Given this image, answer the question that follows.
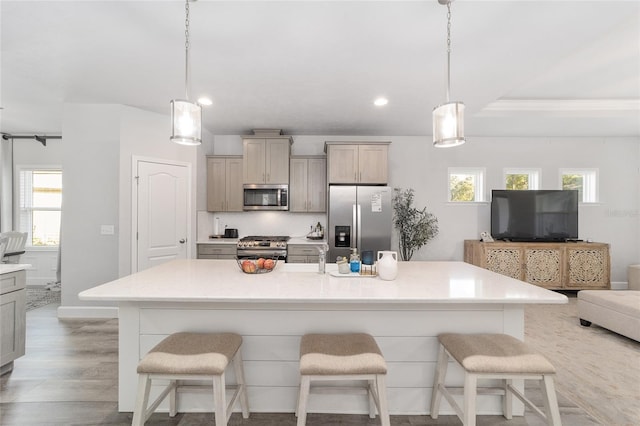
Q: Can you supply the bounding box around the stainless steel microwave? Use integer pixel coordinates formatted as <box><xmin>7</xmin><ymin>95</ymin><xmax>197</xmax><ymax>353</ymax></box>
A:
<box><xmin>243</xmin><ymin>184</ymin><xmax>289</xmax><ymax>211</ymax></box>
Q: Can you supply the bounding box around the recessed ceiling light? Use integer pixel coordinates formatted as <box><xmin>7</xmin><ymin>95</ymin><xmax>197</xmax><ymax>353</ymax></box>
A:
<box><xmin>374</xmin><ymin>97</ymin><xmax>388</xmax><ymax>106</ymax></box>
<box><xmin>198</xmin><ymin>97</ymin><xmax>213</xmax><ymax>106</ymax></box>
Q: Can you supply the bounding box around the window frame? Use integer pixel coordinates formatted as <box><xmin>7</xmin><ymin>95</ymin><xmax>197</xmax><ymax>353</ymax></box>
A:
<box><xmin>15</xmin><ymin>165</ymin><xmax>63</xmax><ymax>248</ymax></box>
<box><xmin>503</xmin><ymin>168</ymin><xmax>541</xmax><ymax>190</ymax></box>
<box><xmin>559</xmin><ymin>168</ymin><xmax>599</xmax><ymax>203</ymax></box>
<box><xmin>447</xmin><ymin>167</ymin><xmax>486</xmax><ymax>203</ymax></box>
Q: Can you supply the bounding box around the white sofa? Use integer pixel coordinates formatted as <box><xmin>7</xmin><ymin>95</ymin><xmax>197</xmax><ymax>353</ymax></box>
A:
<box><xmin>577</xmin><ymin>265</ymin><xmax>640</xmax><ymax>342</ymax></box>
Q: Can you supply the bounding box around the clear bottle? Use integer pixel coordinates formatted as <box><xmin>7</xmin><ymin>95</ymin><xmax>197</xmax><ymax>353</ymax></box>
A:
<box><xmin>318</xmin><ymin>245</ymin><xmax>327</xmax><ymax>274</ymax></box>
<box><xmin>349</xmin><ymin>248</ymin><xmax>360</xmax><ymax>273</ymax></box>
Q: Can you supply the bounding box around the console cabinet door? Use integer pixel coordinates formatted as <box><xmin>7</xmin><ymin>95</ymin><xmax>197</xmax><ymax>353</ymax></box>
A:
<box><xmin>565</xmin><ymin>246</ymin><xmax>610</xmax><ymax>289</ymax></box>
<box><xmin>483</xmin><ymin>246</ymin><xmax>524</xmax><ymax>280</ymax></box>
<box><xmin>524</xmin><ymin>247</ymin><xmax>563</xmax><ymax>289</ymax></box>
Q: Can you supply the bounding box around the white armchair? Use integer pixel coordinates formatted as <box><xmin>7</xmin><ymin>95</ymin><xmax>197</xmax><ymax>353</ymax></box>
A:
<box><xmin>1</xmin><ymin>231</ymin><xmax>28</xmax><ymax>263</ymax></box>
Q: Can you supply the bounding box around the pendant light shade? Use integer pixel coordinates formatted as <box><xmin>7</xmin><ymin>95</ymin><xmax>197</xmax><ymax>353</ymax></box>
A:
<box><xmin>433</xmin><ymin>101</ymin><xmax>465</xmax><ymax>148</ymax></box>
<box><xmin>170</xmin><ymin>99</ymin><xmax>202</xmax><ymax>146</ymax></box>
<box><xmin>433</xmin><ymin>0</ymin><xmax>465</xmax><ymax>148</ymax></box>
<box><xmin>170</xmin><ymin>0</ymin><xmax>202</xmax><ymax>146</ymax></box>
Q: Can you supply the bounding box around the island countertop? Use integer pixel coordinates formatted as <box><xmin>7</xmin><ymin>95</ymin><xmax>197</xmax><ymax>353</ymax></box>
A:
<box><xmin>0</xmin><ymin>264</ymin><xmax>31</xmax><ymax>274</ymax></box>
<box><xmin>79</xmin><ymin>259</ymin><xmax>567</xmax><ymax>305</ymax></box>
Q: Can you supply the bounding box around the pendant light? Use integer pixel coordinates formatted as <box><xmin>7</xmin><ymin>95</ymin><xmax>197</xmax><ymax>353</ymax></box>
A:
<box><xmin>170</xmin><ymin>0</ymin><xmax>202</xmax><ymax>146</ymax></box>
<box><xmin>433</xmin><ymin>0</ymin><xmax>465</xmax><ymax>148</ymax></box>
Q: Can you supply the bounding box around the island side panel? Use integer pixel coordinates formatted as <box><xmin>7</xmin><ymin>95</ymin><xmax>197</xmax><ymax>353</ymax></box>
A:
<box><xmin>117</xmin><ymin>302</ymin><xmax>524</xmax><ymax>415</ymax></box>
<box><xmin>118</xmin><ymin>302</ymin><xmax>141</xmax><ymax>412</ymax></box>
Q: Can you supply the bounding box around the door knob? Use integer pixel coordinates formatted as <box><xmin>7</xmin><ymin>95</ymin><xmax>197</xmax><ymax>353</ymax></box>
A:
<box><xmin>179</xmin><ymin>239</ymin><xmax>186</xmax><ymax>244</ymax></box>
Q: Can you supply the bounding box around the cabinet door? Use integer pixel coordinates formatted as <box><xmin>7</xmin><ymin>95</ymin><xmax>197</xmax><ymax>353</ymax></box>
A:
<box><xmin>358</xmin><ymin>144</ymin><xmax>388</xmax><ymax>184</ymax></box>
<box><xmin>484</xmin><ymin>247</ymin><xmax>523</xmax><ymax>280</ymax></box>
<box><xmin>289</xmin><ymin>159</ymin><xmax>308</xmax><ymax>212</ymax></box>
<box><xmin>225</xmin><ymin>158</ymin><xmax>244</xmax><ymax>212</ymax></box>
<box><xmin>0</xmin><ymin>284</ymin><xmax>26</xmax><ymax>367</ymax></box>
<box><xmin>206</xmin><ymin>158</ymin><xmax>226</xmax><ymax>212</ymax></box>
<box><xmin>243</xmin><ymin>139</ymin><xmax>266</xmax><ymax>183</ymax></box>
<box><xmin>566</xmin><ymin>246</ymin><xmax>610</xmax><ymax>289</ymax></box>
<box><xmin>307</xmin><ymin>158</ymin><xmax>326</xmax><ymax>212</ymax></box>
<box><xmin>265</xmin><ymin>139</ymin><xmax>290</xmax><ymax>184</ymax></box>
<box><xmin>524</xmin><ymin>247</ymin><xmax>563</xmax><ymax>289</ymax></box>
<box><xmin>327</xmin><ymin>145</ymin><xmax>358</xmax><ymax>184</ymax></box>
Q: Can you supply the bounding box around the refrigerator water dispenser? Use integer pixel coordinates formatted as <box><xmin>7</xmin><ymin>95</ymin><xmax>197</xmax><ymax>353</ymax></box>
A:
<box><xmin>334</xmin><ymin>225</ymin><xmax>351</xmax><ymax>248</ymax></box>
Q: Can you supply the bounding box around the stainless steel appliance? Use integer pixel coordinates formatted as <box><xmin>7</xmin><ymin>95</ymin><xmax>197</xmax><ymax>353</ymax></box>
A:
<box><xmin>237</xmin><ymin>236</ymin><xmax>289</xmax><ymax>260</ymax></box>
<box><xmin>243</xmin><ymin>184</ymin><xmax>289</xmax><ymax>211</ymax></box>
<box><xmin>328</xmin><ymin>186</ymin><xmax>393</xmax><ymax>262</ymax></box>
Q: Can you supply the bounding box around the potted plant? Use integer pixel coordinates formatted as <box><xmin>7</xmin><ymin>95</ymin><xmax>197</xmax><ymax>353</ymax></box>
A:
<box><xmin>392</xmin><ymin>188</ymin><xmax>439</xmax><ymax>261</ymax></box>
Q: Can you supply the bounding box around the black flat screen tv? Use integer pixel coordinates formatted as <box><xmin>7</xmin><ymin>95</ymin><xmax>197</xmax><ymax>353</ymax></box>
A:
<box><xmin>491</xmin><ymin>190</ymin><xmax>579</xmax><ymax>242</ymax></box>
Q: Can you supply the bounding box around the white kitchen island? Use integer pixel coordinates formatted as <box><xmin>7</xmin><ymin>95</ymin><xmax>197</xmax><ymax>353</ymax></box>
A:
<box><xmin>79</xmin><ymin>259</ymin><xmax>567</xmax><ymax>416</ymax></box>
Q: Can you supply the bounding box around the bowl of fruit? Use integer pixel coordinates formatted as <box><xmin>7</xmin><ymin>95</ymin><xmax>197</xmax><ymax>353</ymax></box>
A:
<box><xmin>237</xmin><ymin>257</ymin><xmax>278</xmax><ymax>274</ymax></box>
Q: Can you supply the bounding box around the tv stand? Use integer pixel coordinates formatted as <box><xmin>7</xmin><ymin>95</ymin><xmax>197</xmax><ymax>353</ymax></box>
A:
<box><xmin>464</xmin><ymin>240</ymin><xmax>610</xmax><ymax>290</ymax></box>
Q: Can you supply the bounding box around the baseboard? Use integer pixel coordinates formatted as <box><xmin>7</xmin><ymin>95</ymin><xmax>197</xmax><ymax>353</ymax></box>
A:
<box><xmin>57</xmin><ymin>306</ymin><xmax>119</xmax><ymax>319</ymax></box>
<box><xmin>611</xmin><ymin>281</ymin><xmax>627</xmax><ymax>290</ymax></box>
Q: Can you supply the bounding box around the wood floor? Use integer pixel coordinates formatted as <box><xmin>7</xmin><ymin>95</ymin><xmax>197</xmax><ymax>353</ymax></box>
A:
<box><xmin>1</xmin><ymin>302</ymin><xmax>600</xmax><ymax>425</ymax></box>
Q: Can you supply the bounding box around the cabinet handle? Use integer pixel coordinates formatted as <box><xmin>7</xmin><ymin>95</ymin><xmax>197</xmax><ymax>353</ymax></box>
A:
<box><xmin>355</xmin><ymin>172</ymin><xmax>357</xmax><ymax>181</ymax></box>
<box><xmin>267</xmin><ymin>173</ymin><xmax>270</xmax><ymax>181</ymax></box>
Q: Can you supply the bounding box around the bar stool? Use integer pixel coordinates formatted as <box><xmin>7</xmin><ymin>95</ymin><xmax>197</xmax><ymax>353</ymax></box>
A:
<box><xmin>430</xmin><ymin>333</ymin><xmax>562</xmax><ymax>426</ymax></box>
<box><xmin>131</xmin><ymin>332</ymin><xmax>249</xmax><ymax>426</ymax></box>
<box><xmin>296</xmin><ymin>333</ymin><xmax>390</xmax><ymax>426</ymax></box>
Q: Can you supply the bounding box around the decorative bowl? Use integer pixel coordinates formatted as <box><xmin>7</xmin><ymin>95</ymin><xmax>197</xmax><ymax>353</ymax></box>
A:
<box><xmin>236</xmin><ymin>257</ymin><xmax>278</xmax><ymax>274</ymax></box>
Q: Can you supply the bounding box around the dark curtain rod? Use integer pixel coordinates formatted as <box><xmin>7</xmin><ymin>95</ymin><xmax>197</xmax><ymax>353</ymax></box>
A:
<box><xmin>1</xmin><ymin>133</ymin><xmax>62</xmax><ymax>146</ymax></box>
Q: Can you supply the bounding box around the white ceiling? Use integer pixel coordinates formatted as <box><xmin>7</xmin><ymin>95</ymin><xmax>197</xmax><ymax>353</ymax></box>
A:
<box><xmin>1</xmin><ymin>0</ymin><xmax>639</xmax><ymax>139</ymax></box>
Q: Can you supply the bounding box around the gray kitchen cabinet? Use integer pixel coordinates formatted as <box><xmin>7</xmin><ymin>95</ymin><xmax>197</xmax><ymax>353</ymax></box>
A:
<box><xmin>288</xmin><ymin>244</ymin><xmax>323</xmax><ymax>263</ymax></box>
<box><xmin>325</xmin><ymin>142</ymin><xmax>390</xmax><ymax>184</ymax></box>
<box><xmin>242</xmin><ymin>137</ymin><xmax>292</xmax><ymax>184</ymax></box>
<box><xmin>1</xmin><ymin>270</ymin><xmax>26</xmax><ymax>375</ymax></box>
<box><xmin>197</xmin><ymin>243</ymin><xmax>237</xmax><ymax>259</ymax></box>
<box><xmin>290</xmin><ymin>156</ymin><xmax>326</xmax><ymax>213</ymax></box>
<box><xmin>206</xmin><ymin>156</ymin><xmax>243</xmax><ymax>212</ymax></box>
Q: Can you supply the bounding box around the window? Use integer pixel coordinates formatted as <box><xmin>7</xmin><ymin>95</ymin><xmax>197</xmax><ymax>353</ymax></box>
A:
<box><xmin>448</xmin><ymin>168</ymin><xmax>485</xmax><ymax>202</ymax></box>
<box><xmin>560</xmin><ymin>169</ymin><xmax>598</xmax><ymax>203</ymax></box>
<box><xmin>18</xmin><ymin>169</ymin><xmax>62</xmax><ymax>246</ymax></box>
<box><xmin>503</xmin><ymin>168</ymin><xmax>540</xmax><ymax>190</ymax></box>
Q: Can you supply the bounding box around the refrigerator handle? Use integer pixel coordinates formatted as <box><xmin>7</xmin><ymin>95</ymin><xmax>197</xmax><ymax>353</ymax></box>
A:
<box><xmin>352</xmin><ymin>204</ymin><xmax>357</xmax><ymax>249</ymax></box>
<box><xmin>356</xmin><ymin>204</ymin><xmax>362</xmax><ymax>250</ymax></box>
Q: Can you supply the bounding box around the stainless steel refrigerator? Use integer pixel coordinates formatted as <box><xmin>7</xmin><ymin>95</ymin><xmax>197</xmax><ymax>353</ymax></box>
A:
<box><xmin>327</xmin><ymin>186</ymin><xmax>393</xmax><ymax>262</ymax></box>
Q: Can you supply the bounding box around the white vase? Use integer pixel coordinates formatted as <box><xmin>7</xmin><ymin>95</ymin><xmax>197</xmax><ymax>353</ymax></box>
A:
<box><xmin>377</xmin><ymin>251</ymin><xmax>398</xmax><ymax>281</ymax></box>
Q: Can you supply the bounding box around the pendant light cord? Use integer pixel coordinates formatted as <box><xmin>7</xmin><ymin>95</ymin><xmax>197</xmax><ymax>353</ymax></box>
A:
<box><xmin>446</xmin><ymin>1</ymin><xmax>452</xmax><ymax>103</ymax></box>
<box><xmin>184</xmin><ymin>0</ymin><xmax>191</xmax><ymax>101</ymax></box>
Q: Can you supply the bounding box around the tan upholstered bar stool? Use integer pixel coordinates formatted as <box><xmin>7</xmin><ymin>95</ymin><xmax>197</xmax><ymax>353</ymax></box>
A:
<box><xmin>296</xmin><ymin>333</ymin><xmax>390</xmax><ymax>426</ymax></box>
<box><xmin>430</xmin><ymin>333</ymin><xmax>561</xmax><ymax>426</ymax></box>
<box><xmin>131</xmin><ymin>332</ymin><xmax>249</xmax><ymax>426</ymax></box>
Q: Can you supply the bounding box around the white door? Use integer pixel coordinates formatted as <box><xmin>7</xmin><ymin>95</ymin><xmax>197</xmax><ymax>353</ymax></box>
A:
<box><xmin>136</xmin><ymin>160</ymin><xmax>189</xmax><ymax>272</ymax></box>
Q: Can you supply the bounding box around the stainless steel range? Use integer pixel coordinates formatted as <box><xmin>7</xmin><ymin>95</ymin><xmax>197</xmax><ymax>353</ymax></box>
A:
<box><xmin>237</xmin><ymin>236</ymin><xmax>289</xmax><ymax>260</ymax></box>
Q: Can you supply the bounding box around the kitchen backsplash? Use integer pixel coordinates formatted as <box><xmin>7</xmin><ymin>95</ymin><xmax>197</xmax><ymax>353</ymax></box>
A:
<box><xmin>197</xmin><ymin>210</ymin><xmax>326</xmax><ymax>240</ymax></box>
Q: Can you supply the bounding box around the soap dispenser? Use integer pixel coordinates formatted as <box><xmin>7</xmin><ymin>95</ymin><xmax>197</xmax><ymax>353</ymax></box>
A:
<box><xmin>349</xmin><ymin>248</ymin><xmax>360</xmax><ymax>273</ymax></box>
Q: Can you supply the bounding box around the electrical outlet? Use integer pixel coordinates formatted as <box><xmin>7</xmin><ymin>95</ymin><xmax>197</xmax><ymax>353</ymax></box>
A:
<box><xmin>101</xmin><ymin>225</ymin><xmax>115</xmax><ymax>235</ymax></box>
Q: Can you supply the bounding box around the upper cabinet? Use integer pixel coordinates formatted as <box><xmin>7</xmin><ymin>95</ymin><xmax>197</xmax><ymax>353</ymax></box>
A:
<box><xmin>325</xmin><ymin>142</ymin><xmax>390</xmax><ymax>184</ymax></box>
<box><xmin>290</xmin><ymin>156</ymin><xmax>326</xmax><ymax>212</ymax></box>
<box><xmin>206</xmin><ymin>156</ymin><xmax>243</xmax><ymax>212</ymax></box>
<box><xmin>242</xmin><ymin>137</ymin><xmax>292</xmax><ymax>184</ymax></box>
